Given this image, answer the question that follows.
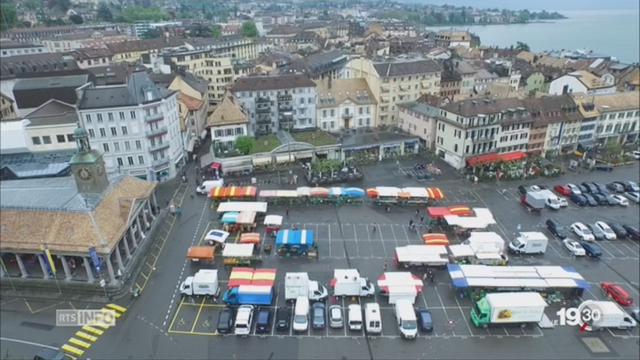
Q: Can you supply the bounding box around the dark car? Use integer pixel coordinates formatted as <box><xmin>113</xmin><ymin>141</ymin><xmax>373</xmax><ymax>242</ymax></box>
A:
<box><xmin>518</xmin><ymin>185</ymin><xmax>527</xmax><ymax>195</ymax></box>
<box><xmin>586</xmin><ymin>224</ymin><xmax>606</xmax><ymax>241</ymax></box>
<box><xmin>608</xmin><ymin>222</ymin><xmax>628</xmax><ymax>239</ymax></box>
<box><xmin>594</xmin><ymin>183</ymin><xmax>609</xmax><ymax>195</ymax></box>
<box><xmin>605</xmin><ymin>194</ymin><xmax>619</xmax><ymax>206</ymax></box>
<box><xmin>546</xmin><ymin>219</ymin><xmax>568</xmax><ymax>239</ymax></box>
<box><xmin>570</xmin><ymin>193</ymin><xmax>587</xmax><ymax>206</ymax></box>
<box><xmin>275</xmin><ymin>307</ymin><xmax>291</xmax><ymax>332</ymax></box>
<box><xmin>622</xmin><ymin>225</ymin><xmax>640</xmax><ymax>241</ymax></box>
<box><xmin>583</xmin><ymin>194</ymin><xmax>598</xmax><ymax>206</ymax></box>
<box><xmin>592</xmin><ymin>193</ymin><xmax>608</xmax><ymax>205</ymax></box>
<box><xmin>34</xmin><ymin>349</ymin><xmax>65</xmax><ymax>360</ymax></box>
<box><xmin>580</xmin><ymin>183</ymin><xmax>591</xmax><ymax>193</ymax></box>
<box><xmin>416</xmin><ymin>309</ymin><xmax>433</xmax><ymax>332</ymax></box>
<box><xmin>588</xmin><ymin>182</ymin><xmax>601</xmax><ymax>193</ymax></box>
<box><xmin>607</xmin><ymin>182</ymin><xmax>625</xmax><ymax>193</ymax></box>
<box><xmin>579</xmin><ymin>241</ymin><xmax>602</xmax><ymax>258</ymax></box>
<box><xmin>255</xmin><ymin>308</ymin><xmax>272</xmax><ymax>334</ymax></box>
<box><xmin>217</xmin><ymin>307</ymin><xmax>235</xmax><ymax>334</ymax></box>
<box><xmin>312</xmin><ymin>302</ymin><xmax>326</xmax><ymax>329</ymax></box>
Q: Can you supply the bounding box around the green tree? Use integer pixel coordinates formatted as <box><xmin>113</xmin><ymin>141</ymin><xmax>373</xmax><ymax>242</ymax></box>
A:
<box><xmin>515</xmin><ymin>42</ymin><xmax>530</xmax><ymax>52</ymax></box>
<box><xmin>241</xmin><ymin>21</ymin><xmax>258</xmax><ymax>38</ymax></box>
<box><xmin>97</xmin><ymin>2</ymin><xmax>113</xmax><ymax>21</ymax></box>
<box><xmin>69</xmin><ymin>14</ymin><xmax>83</xmax><ymax>24</ymax></box>
<box><xmin>23</xmin><ymin>0</ymin><xmax>41</xmax><ymax>11</ymax></box>
<box><xmin>235</xmin><ymin>136</ymin><xmax>255</xmax><ymax>155</ymax></box>
<box><xmin>0</xmin><ymin>3</ymin><xmax>18</xmax><ymax>31</ymax></box>
<box><xmin>211</xmin><ymin>25</ymin><xmax>222</xmax><ymax>39</ymax></box>
<box><xmin>120</xmin><ymin>6</ymin><xmax>168</xmax><ymax>22</ymax></box>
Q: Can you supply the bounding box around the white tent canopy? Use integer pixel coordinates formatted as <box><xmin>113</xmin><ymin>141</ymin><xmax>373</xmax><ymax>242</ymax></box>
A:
<box><xmin>222</xmin><ymin>243</ymin><xmax>255</xmax><ymax>258</ymax></box>
<box><xmin>216</xmin><ymin>201</ymin><xmax>268</xmax><ymax>213</ymax></box>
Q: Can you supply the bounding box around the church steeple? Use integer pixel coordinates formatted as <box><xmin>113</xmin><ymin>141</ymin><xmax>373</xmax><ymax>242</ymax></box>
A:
<box><xmin>70</xmin><ymin>124</ymin><xmax>109</xmax><ymax>195</ymax></box>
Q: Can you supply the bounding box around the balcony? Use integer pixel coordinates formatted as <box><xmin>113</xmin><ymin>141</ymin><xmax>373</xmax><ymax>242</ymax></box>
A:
<box><xmin>149</xmin><ymin>142</ymin><xmax>170</xmax><ymax>152</ymax></box>
<box><xmin>277</xmin><ymin>93</ymin><xmax>292</xmax><ymax>102</ymax></box>
<box><xmin>145</xmin><ymin>113</ymin><xmax>163</xmax><ymax>123</ymax></box>
<box><xmin>471</xmin><ymin>135</ymin><xmax>494</xmax><ymax>143</ymax></box>
<box><xmin>342</xmin><ymin>113</ymin><xmax>353</xmax><ymax>120</ymax></box>
<box><xmin>256</xmin><ymin>105</ymin><xmax>271</xmax><ymax>114</ymax></box>
<box><xmin>278</xmin><ymin>104</ymin><xmax>293</xmax><ymax>112</ymax></box>
<box><xmin>257</xmin><ymin>114</ymin><xmax>271</xmax><ymax>124</ymax></box>
<box><xmin>145</xmin><ymin>126</ymin><xmax>168</xmax><ymax>138</ymax></box>
<box><xmin>152</xmin><ymin>158</ymin><xmax>170</xmax><ymax>169</ymax></box>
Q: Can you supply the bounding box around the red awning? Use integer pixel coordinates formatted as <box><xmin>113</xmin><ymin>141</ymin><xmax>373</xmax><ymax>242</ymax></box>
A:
<box><xmin>467</xmin><ymin>151</ymin><xmax>527</xmax><ymax>167</ymax></box>
<box><xmin>211</xmin><ymin>162</ymin><xmax>222</xmax><ymax>170</ymax></box>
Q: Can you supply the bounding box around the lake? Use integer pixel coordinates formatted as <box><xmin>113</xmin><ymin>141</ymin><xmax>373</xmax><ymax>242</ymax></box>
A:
<box><xmin>427</xmin><ymin>9</ymin><xmax>640</xmax><ymax>63</ymax></box>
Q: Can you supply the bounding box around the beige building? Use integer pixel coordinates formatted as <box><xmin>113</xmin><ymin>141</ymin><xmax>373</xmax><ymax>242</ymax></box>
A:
<box><xmin>1</xmin><ymin>92</ymin><xmax>16</xmax><ymax>120</ymax></box>
<box><xmin>397</xmin><ymin>96</ymin><xmax>442</xmax><ymax>150</ymax></box>
<box><xmin>590</xmin><ymin>92</ymin><xmax>640</xmax><ymax>145</ymax></box>
<box><xmin>166</xmin><ymin>73</ymin><xmax>209</xmax><ymax>155</ymax></box>
<box><xmin>207</xmin><ymin>94</ymin><xmax>249</xmax><ymax>152</ymax></box>
<box><xmin>342</xmin><ymin>57</ymin><xmax>442</xmax><ymax>126</ymax></box>
<box><xmin>315</xmin><ymin>79</ymin><xmax>377</xmax><ymax>132</ymax></box>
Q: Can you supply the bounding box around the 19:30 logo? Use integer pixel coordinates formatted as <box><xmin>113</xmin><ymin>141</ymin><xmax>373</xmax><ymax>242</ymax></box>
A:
<box><xmin>556</xmin><ymin>307</ymin><xmax>601</xmax><ymax>326</ymax></box>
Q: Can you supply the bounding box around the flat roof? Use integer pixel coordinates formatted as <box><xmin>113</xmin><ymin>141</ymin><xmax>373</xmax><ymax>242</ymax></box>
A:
<box><xmin>341</xmin><ymin>130</ymin><xmax>420</xmax><ymax>149</ymax></box>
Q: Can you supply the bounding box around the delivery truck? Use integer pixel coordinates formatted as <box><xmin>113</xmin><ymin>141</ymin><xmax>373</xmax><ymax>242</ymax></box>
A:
<box><xmin>470</xmin><ymin>292</ymin><xmax>547</xmax><ymax>328</ymax></box>
<box><xmin>521</xmin><ymin>191</ymin><xmax>545</xmax><ymax>212</ymax></box>
<box><xmin>180</xmin><ymin>270</ymin><xmax>219</xmax><ymax>296</ymax></box>
<box><xmin>331</xmin><ymin>269</ymin><xmax>375</xmax><ymax>297</ymax></box>
<box><xmin>222</xmin><ymin>285</ymin><xmax>274</xmax><ymax>305</ymax></box>
<box><xmin>395</xmin><ymin>299</ymin><xmax>418</xmax><ymax>339</ymax></box>
<box><xmin>285</xmin><ymin>272</ymin><xmax>328</xmax><ymax>301</ymax></box>
<box><xmin>578</xmin><ymin>300</ymin><xmax>637</xmax><ymax>331</ymax></box>
<box><xmin>196</xmin><ymin>179</ymin><xmax>224</xmax><ymax>195</ymax></box>
<box><xmin>508</xmin><ymin>232</ymin><xmax>549</xmax><ymax>255</ymax></box>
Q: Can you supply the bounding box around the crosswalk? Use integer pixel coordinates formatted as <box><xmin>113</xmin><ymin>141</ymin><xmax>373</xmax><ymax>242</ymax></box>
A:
<box><xmin>61</xmin><ymin>304</ymin><xmax>127</xmax><ymax>358</ymax></box>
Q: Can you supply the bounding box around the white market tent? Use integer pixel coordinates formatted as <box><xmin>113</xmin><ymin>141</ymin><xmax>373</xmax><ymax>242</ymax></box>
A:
<box><xmin>444</xmin><ymin>208</ymin><xmax>496</xmax><ymax>229</ymax></box>
<box><xmin>395</xmin><ymin>245</ymin><xmax>448</xmax><ymax>265</ymax></box>
<box><xmin>401</xmin><ymin>187</ymin><xmax>429</xmax><ymax>198</ymax></box>
<box><xmin>222</xmin><ymin>243</ymin><xmax>255</xmax><ymax>258</ymax></box>
<box><xmin>216</xmin><ymin>201</ymin><xmax>268</xmax><ymax>213</ymax></box>
<box><xmin>264</xmin><ymin>215</ymin><xmax>283</xmax><ymax>226</ymax></box>
<box><xmin>376</xmin><ymin>187</ymin><xmax>401</xmax><ymax>198</ymax></box>
<box><xmin>448</xmin><ymin>244</ymin><xmax>475</xmax><ymax>258</ymax></box>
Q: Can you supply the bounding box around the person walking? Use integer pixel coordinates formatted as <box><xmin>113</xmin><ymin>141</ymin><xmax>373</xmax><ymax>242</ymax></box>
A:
<box><xmin>372</xmin><ymin>224</ymin><xmax>376</xmax><ymax>233</ymax></box>
<box><xmin>286</xmin><ymin>208</ymin><xmax>289</xmax><ymax>217</ymax></box>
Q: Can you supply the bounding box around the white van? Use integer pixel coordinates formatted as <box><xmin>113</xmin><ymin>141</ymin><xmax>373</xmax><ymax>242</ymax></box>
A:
<box><xmin>364</xmin><ymin>303</ymin><xmax>382</xmax><ymax>334</ymax></box>
<box><xmin>196</xmin><ymin>179</ymin><xmax>224</xmax><ymax>195</ymax></box>
<box><xmin>348</xmin><ymin>304</ymin><xmax>363</xmax><ymax>331</ymax></box>
<box><xmin>395</xmin><ymin>300</ymin><xmax>417</xmax><ymax>339</ymax></box>
<box><xmin>293</xmin><ymin>296</ymin><xmax>309</xmax><ymax>332</ymax></box>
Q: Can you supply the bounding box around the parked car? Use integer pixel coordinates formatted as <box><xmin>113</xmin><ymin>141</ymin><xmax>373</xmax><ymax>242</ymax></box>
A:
<box><xmin>311</xmin><ymin>302</ymin><xmax>326</xmax><ymax>329</ymax></box>
<box><xmin>567</xmin><ymin>183</ymin><xmax>581</xmax><ymax>195</ymax></box>
<box><xmin>416</xmin><ymin>309</ymin><xmax>433</xmax><ymax>332</ymax></box>
<box><xmin>518</xmin><ymin>185</ymin><xmax>527</xmax><ymax>195</ymax></box>
<box><xmin>605</xmin><ymin>194</ymin><xmax>620</xmax><ymax>206</ymax></box>
<box><xmin>607</xmin><ymin>222</ymin><xmax>628</xmax><ymax>239</ymax></box>
<box><xmin>633</xmin><ymin>150</ymin><xmax>640</xmax><ymax>160</ymax></box>
<box><xmin>625</xmin><ymin>191</ymin><xmax>640</xmax><ymax>203</ymax></box>
<box><xmin>610</xmin><ymin>194</ymin><xmax>629</xmax><ymax>206</ymax></box>
<box><xmin>275</xmin><ymin>307</ymin><xmax>291</xmax><ymax>332</ymax></box>
<box><xmin>570</xmin><ymin>193</ymin><xmax>587</xmax><ymax>206</ymax></box>
<box><xmin>579</xmin><ymin>241</ymin><xmax>602</xmax><ymax>258</ymax></box>
<box><xmin>563</xmin><ymin>239</ymin><xmax>586</xmax><ymax>256</ymax></box>
<box><xmin>234</xmin><ymin>305</ymin><xmax>255</xmax><ymax>336</ymax></box>
<box><xmin>255</xmin><ymin>308</ymin><xmax>272</xmax><ymax>334</ymax></box>
<box><xmin>601</xmin><ymin>282</ymin><xmax>633</xmax><ymax>306</ymax></box>
<box><xmin>328</xmin><ymin>305</ymin><xmax>343</xmax><ymax>329</ymax></box>
<box><xmin>583</xmin><ymin>194</ymin><xmax>598</xmax><ymax>206</ymax></box>
<box><xmin>606</xmin><ymin>182</ymin><xmax>625</xmax><ymax>193</ymax></box>
<box><xmin>557</xmin><ymin>197</ymin><xmax>568</xmax><ymax>207</ymax></box>
<box><xmin>586</xmin><ymin>223</ymin><xmax>606</xmax><ymax>241</ymax></box>
<box><xmin>546</xmin><ymin>219</ymin><xmax>568</xmax><ymax>239</ymax></box>
<box><xmin>554</xmin><ymin>185</ymin><xmax>572</xmax><ymax>196</ymax></box>
<box><xmin>217</xmin><ymin>307</ymin><xmax>235</xmax><ymax>334</ymax></box>
<box><xmin>592</xmin><ymin>193</ymin><xmax>608</xmax><ymax>205</ymax></box>
<box><xmin>594</xmin><ymin>183</ymin><xmax>609</xmax><ymax>195</ymax></box>
<box><xmin>586</xmin><ymin>182</ymin><xmax>600</xmax><ymax>194</ymax></box>
<box><xmin>571</xmin><ymin>222</ymin><xmax>595</xmax><ymax>241</ymax></box>
<box><xmin>623</xmin><ymin>181</ymin><xmax>640</xmax><ymax>192</ymax></box>
<box><xmin>622</xmin><ymin>225</ymin><xmax>640</xmax><ymax>241</ymax></box>
<box><xmin>579</xmin><ymin>183</ymin><xmax>591</xmax><ymax>193</ymax></box>
<box><xmin>594</xmin><ymin>221</ymin><xmax>617</xmax><ymax>240</ymax></box>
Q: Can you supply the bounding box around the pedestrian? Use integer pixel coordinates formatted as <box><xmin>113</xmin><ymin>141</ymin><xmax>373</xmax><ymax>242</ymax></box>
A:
<box><xmin>409</xmin><ymin>219</ymin><xmax>414</xmax><ymax>227</ymax></box>
<box><xmin>415</xmin><ymin>209</ymin><xmax>419</xmax><ymax>217</ymax></box>
<box><xmin>383</xmin><ymin>260</ymin><xmax>387</xmax><ymax>272</ymax></box>
<box><xmin>286</xmin><ymin>208</ymin><xmax>289</xmax><ymax>217</ymax></box>
<box><xmin>420</xmin><ymin>215</ymin><xmax>425</xmax><ymax>223</ymax></box>
<box><xmin>372</xmin><ymin>225</ymin><xmax>376</xmax><ymax>233</ymax></box>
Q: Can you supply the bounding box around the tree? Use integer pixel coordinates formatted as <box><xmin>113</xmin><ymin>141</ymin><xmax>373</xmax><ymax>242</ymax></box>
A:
<box><xmin>0</xmin><ymin>3</ymin><xmax>18</xmax><ymax>31</ymax></box>
<box><xmin>235</xmin><ymin>136</ymin><xmax>255</xmax><ymax>155</ymax></box>
<box><xmin>515</xmin><ymin>42</ymin><xmax>530</xmax><ymax>52</ymax></box>
<box><xmin>241</xmin><ymin>21</ymin><xmax>258</xmax><ymax>38</ymax></box>
<box><xmin>97</xmin><ymin>2</ymin><xmax>113</xmax><ymax>21</ymax></box>
<box><xmin>211</xmin><ymin>25</ymin><xmax>221</xmax><ymax>39</ymax></box>
<box><xmin>69</xmin><ymin>14</ymin><xmax>83</xmax><ymax>24</ymax></box>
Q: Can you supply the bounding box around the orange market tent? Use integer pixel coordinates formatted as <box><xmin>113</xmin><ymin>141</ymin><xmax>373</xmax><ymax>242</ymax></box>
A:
<box><xmin>186</xmin><ymin>246</ymin><xmax>215</xmax><ymax>262</ymax></box>
<box><xmin>240</xmin><ymin>233</ymin><xmax>261</xmax><ymax>245</ymax></box>
<box><xmin>422</xmin><ymin>233</ymin><xmax>450</xmax><ymax>246</ymax></box>
<box><xmin>426</xmin><ymin>187</ymin><xmax>445</xmax><ymax>201</ymax></box>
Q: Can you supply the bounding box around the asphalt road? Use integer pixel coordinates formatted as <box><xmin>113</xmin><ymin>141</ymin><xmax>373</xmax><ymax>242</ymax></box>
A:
<box><xmin>1</xmin><ymin>160</ymin><xmax>639</xmax><ymax>360</ymax></box>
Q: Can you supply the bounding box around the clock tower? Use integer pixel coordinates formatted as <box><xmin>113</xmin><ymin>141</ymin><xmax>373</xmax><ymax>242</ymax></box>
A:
<box><xmin>70</xmin><ymin>124</ymin><xmax>109</xmax><ymax>195</ymax></box>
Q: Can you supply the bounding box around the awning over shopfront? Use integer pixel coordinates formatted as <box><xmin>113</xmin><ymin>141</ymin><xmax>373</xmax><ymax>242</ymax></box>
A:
<box><xmin>466</xmin><ymin>151</ymin><xmax>527</xmax><ymax>167</ymax></box>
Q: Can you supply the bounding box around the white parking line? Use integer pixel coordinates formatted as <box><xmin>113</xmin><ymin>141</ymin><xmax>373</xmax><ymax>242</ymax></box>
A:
<box><xmin>353</xmin><ymin>224</ymin><xmax>360</xmax><ymax>257</ymax></box>
<box><xmin>390</xmin><ymin>224</ymin><xmax>400</xmax><ymax>250</ymax></box>
<box><xmin>453</xmin><ymin>290</ymin><xmax>474</xmax><ymax>336</ymax></box>
<box><xmin>433</xmin><ymin>285</ymin><xmax>450</xmax><ymax>322</ymax></box>
<box><xmin>328</xmin><ymin>223</ymin><xmax>333</xmax><ymax>258</ymax></box>
<box><xmin>377</xmin><ymin>224</ymin><xmax>388</xmax><ymax>257</ymax></box>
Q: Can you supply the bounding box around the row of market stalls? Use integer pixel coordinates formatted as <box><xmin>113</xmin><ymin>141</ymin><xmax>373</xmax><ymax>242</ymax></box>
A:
<box><xmin>208</xmin><ymin>186</ymin><xmax>445</xmax><ymax>205</ymax></box>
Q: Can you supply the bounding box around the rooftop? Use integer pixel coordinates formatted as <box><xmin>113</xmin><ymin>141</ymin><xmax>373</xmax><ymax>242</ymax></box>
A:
<box><xmin>13</xmin><ymin>74</ymin><xmax>89</xmax><ymax>91</ymax></box>
<box><xmin>0</xmin><ymin>150</ymin><xmax>74</xmax><ymax>179</ymax></box>
<box><xmin>442</xmin><ymin>97</ymin><xmax>526</xmax><ymax>117</ymax></box>
<box><xmin>341</xmin><ymin>129</ymin><xmax>419</xmax><ymax>149</ymax></box>
<box><xmin>231</xmin><ymin>74</ymin><xmax>315</xmax><ymax>92</ymax></box>
<box><xmin>316</xmin><ymin>79</ymin><xmax>376</xmax><ymax>108</ymax></box>
<box><xmin>24</xmin><ymin>99</ymin><xmax>78</xmax><ymax>127</ymax></box>
<box><xmin>291</xmin><ymin>130</ymin><xmax>338</xmax><ymax>146</ymax></box>
<box><xmin>207</xmin><ymin>95</ymin><xmax>247</xmax><ymax>127</ymax></box>
<box><xmin>79</xmin><ymin>70</ymin><xmax>173</xmax><ymax>110</ymax></box>
<box><xmin>373</xmin><ymin>59</ymin><xmax>441</xmax><ymax>77</ymax></box>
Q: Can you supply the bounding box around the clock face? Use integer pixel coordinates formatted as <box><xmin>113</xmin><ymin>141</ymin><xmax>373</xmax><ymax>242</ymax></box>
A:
<box><xmin>78</xmin><ymin>167</ymin><xmax>92</xmax><ymax>181</ymax></box>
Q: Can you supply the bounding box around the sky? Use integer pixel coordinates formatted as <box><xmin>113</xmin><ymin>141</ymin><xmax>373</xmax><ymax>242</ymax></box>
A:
<box><xmin>396</xmin><ymin>0</ymin><xmax>640</xmax><ymax>11</ymax></box>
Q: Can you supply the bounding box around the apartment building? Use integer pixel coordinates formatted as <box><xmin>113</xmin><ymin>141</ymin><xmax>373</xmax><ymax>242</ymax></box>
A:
<box><xmin>106</xmin><ymin>38</ymin><xmax>186</xmax><ymax>64</ymax></box>
<box><xmin>230</xmin><ymin>74</ymin><xmax>317</xmax><ymax>136</ymax></box>
<box><xmin>0</xmin><ymin>40</ymin><xmax>48</xmax><ymax>57</ymax></box>
<box><xmin>549</xmin><ymin>70</ymin><xmax>616</xmax><ymax>96</ymax></box>
<box><xmin>397</xmin><ymin>96</ymin><xmax>442</xmax><ymax>150</ymax></box>
<box><xmin>590</xmin><ymin>92</ymin><xmax>640</xmax><ymax>145</ymax></box>
<box><xmin>71</xmin><ymin>48</ymin><xmax>113</xmax><ymax>69</ymax></box>
<box><xmin>77</xmin><ymin>70</ymin><xmax>183</xmax><ymax>182</ymax></box>
<box><xmin>207</xmin><ymin>95</ymin><xmax>249</xmax><ymax>152</ymax></box>
<box><xmin>434</xmin><ymin>30</ymin><xmax>480</xmax><ymax>48</ymax></box>
<box><xmin>523</xmin><ymin>95</ymin><xmax>582</xmax><ymax>155</ymax></box>
<box><xmin>23</xmin><ymin>100</ymin><xmax>78</xmax><ymax>153</ymax></box>
<box><xmin>434</xmin><ymin>98</ymin><xmax>533</xmax><ymax>169</ymax></box>
<box><xmin>342</xmin><ymin>57</ymin><xmax>441</xmax><ymax>126</ymax></box>
<box><xmin>315</xmin><ymin>79</ymin><xmax>377</xmax><ymax>132</ymax></box>
<box><xmin>186</xmin><ymin>36</ymin><xmax>262</xmax><ymax>61</ymax></box>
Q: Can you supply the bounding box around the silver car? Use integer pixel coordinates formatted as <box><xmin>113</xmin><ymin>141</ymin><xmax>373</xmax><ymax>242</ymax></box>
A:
<box><xmin>329</xmin><ymin>305</ymin><xmax>343</xmax><ymax>328</ymax></box>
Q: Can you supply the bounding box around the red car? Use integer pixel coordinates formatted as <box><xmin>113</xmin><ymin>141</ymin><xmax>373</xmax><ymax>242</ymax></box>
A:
<box><xmin>601</xmin><ymin>282</ymin><xmax>633</xmax><ymax>306</ymax></box>
<box><xmin>554</xmin><ymin>185</ymin><xmax>572</xmax><ymax>197</ymax></box>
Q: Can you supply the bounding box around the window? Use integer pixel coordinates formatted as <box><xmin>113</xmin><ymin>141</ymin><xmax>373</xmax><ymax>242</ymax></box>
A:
<box><xmin>225</xmin><ymin>128</ymin><xmax>233</xmax><ymax>136</ymax></box>
<box><xmin>110</xmin><ymin>127</ymin><xmax>117</xmax><ymax>136</ymax></box>
<box><xmin>135</xmin><ymin>140</ymin><xmax>141</xmax><ymax>150</ymax></box>
<box><xmin>32</xmin><ymin>136</ymin><xmax>41</xmax><ymax>145</ymax></box>
<box><xmin>97</xmin><ymin>114</ymin><xmax>103</xmax><ymax>122</ymax></box>
<box><xmin>130</xmin><ymin>111</ymin><xmax>136</xmax><ymax>119</ymax></box>
<box><xmin>42</xmin><ymin>136</ymin><xmax>51</xmax><ymax>144</ymax></box>
<box><xmin>117</xmin><ymin>157</ymin><xmax>123</xmax><ymax>166</ymax></box>
<box><xmin>235</xmin><ymin>127</ymin><xmax>243</xmax><ymax>135</ymax></box>
<box><xmin>330</xmin><ymin>109</ymin><xmax>335</xmax><ymax>117</ymax></box>
<box><xmin>121</xmin><ymin>126</ymin><xmax>128</xmax><ymax>135</ymax></box>
<box><xmin>108</xmin><ymin>112</ymin><xmax>113</xmax><ymax>121</ymax></box>
<box><xmin>119</xmin><ymin>112</ymin><xmax>125</xmax><ymax>120</ymax></box>
<box><xmin>124</xmin><ymin>141</ymin><xmax>131</xmax><ymax>151</ymax></box>
<box><xmin>215</xmin><ymin>130</ymin><xmax>223</xmax><ymax>137</ymax></box>
<box><xmin>88</xmin><ymin>129</ymin><xmax>95</xmax><ymax>138</ymax></box>
<box><xmin>114</xmin><ymin>142</ymin><xmax>120</xmax><ymax>152</ymax></box>
<box><xmin>67</xmin><ymin>134</ymin><xmax>74</xmax><ymax>142</ymax></box>
<box><xmin>56</xmin><ymin>135</ymin><xmax>66</xmax><ymax>143</ymax></box>
<box><xmin>323</xmin><ymin>110</ymin><xmax>327</xmax><ymax>117</ymax></box>
<box><xmin>103</xmin><ymin>143</ymin><xmax>109</xmax><ymax>152</ymax></box>
<box><xmin>85</xmin><ymin>114</ymin><xmax>92</xmax><ymax>123</ymax></box>
<box><xmin>127</xmin><ymin>156</ymin><xmax>134</xmax><ymax>166</ymax></box>
<box><xmin>138</xmin><ymin>155</ymin><xmax>144</xmax><ymax>164</ymax></box>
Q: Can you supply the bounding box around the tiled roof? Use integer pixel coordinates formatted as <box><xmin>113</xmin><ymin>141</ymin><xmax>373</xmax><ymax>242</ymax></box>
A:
<box><xmin>230</xmin><ymin>74</ymin><xmax>315</xmax><ymax>92</ymax></box>
<box><xmin>106</xmin><ymin>37</ymin><xmax>185</xmax><ymax>54</ymax></box>
<box><xmin>24</xmin><ymin>99</ymin><xmax>78</xmax><ymax>127</ymax></box>
<box><xmin>316</xmin><ymin>79</ymin><xmax>377</xmax><ymax>108</ymax></box>
<box><xmin>373</xmin><ymin>59</ymin><xmax>441</xmax><ymax>77</ymax></box>
<box><xmin>207</xmin><ymin>95</ymin><xmax>247</xmax><ymax>127</ymax></box>
<box><xmin>79</xmin><ymin>70</ymin><xmax>173</xmax><ymax>109</ymax></box>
